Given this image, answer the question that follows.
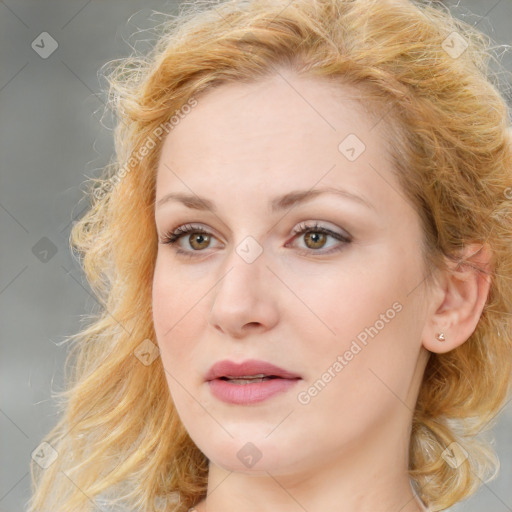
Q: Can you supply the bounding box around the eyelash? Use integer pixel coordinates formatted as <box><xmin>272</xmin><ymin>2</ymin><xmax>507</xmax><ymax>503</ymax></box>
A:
<box><xmin>158</xmin><ymin>222</ymin><xmax>352</xmax><ymax>259</ymax></box>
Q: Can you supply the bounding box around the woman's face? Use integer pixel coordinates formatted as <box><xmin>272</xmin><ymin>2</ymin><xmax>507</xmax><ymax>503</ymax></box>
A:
<box><xmin>152</xmin><ymin>70</ymin><xmax>432</xmax><ymax>478</ymax></box>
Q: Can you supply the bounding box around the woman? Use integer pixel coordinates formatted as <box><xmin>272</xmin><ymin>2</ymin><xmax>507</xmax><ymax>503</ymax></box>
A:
<box><xmin>27</xmin><ymin>0</ymin><xmax>512</xmax><ymax>511</ymax></box>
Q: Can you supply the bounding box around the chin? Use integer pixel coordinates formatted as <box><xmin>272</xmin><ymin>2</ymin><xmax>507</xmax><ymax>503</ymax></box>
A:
<box><xmin>196</xmin><ymin>435</ymin><xmax>283</xmax><ymax>472</ymax></box>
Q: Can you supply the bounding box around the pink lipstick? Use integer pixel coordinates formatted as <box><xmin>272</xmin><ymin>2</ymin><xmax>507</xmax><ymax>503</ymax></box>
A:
<box><xmin>205</xmin><ymin>359</ymin><xmax>301</xmax><ymax>405</ymax></box>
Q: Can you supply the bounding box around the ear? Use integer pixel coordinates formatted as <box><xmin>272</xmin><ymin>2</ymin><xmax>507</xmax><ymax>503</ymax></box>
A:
<box><xmin>422</xmin><ymin>243</ymin><xmax>492</xmax><ymax>354</ymax></box>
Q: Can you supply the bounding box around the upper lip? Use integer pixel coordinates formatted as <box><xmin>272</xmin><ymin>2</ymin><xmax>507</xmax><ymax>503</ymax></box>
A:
<box><xmin>205</xmin><ymin>359</ymin><xmax>301</xmax><ymax>381</ymax></box>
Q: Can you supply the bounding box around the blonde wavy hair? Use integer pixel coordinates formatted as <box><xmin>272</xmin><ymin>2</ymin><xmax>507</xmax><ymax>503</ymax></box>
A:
<box><xmin>28</xmin><ymin>0</ymin><xmax>512</xmax><ymax>510</ymax></box>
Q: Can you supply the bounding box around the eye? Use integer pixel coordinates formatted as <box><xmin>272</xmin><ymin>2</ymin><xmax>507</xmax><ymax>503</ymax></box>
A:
<box><xmin>288</xmin><ymin>221</ymin><xmax>352</xmax><ymax>254</ymax></box>
<box><xmin>158</xmin><ymin>223</ymin><xmax>220</xmax><ymax>257</ymax></box>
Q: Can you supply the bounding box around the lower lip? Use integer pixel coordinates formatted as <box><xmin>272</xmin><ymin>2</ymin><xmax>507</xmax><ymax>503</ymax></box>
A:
<box><xmin>207</xmin><ymin>377</ymin><xmax>300</xmax><ymax>405</ymax></box>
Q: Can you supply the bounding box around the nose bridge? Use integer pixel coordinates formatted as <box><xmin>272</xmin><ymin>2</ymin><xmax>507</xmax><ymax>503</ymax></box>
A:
<box><xmin>214</xmin><ymin>237</ymin><xmax>266</xmax><ymax>306</ymax></box>
<box><xmin>208</xmin><ymin>236</ymin><xmax>278</xmax><ymax>335</ymax></box>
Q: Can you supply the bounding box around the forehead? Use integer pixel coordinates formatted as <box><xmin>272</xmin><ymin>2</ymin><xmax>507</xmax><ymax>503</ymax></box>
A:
<box><xmin>156</xmin><ymin>73</ymin><xmax>390</xmax><ymax>183</ymax></box>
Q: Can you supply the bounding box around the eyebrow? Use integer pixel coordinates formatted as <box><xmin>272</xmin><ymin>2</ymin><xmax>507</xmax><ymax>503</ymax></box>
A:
<box><xmin>155</xmin><ymin>186</ymin><xmax>375</xmax><ymax>213</ymax></box>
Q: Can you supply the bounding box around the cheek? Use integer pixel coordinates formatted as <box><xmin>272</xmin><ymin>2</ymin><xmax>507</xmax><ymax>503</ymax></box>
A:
<box><xmin>298</xmin><ymin>253</ymin><xmax>423</xmax><ymax>385</ymax></box>
<box><xmin>152</xmin><ymin>260</ymin><xmax>201</xmax><ymax>361</ymax></box>
<box><xmin>152</xmin><ymin>262</ymin><xmax>176</xmax><ymax>335</ymax></box>
<box><xmin>296</xmin><ymin>264</ymin><xmax>399</xmax><ymax>342</ymax></box>
<box><xmin>152</xmin><ymin>257</ymin><xmax>202</xmax><ymax>326</ymax></box>
<box><xmin>297</xmin><ymin>301</ymin><xmax>421</xmax><ymax>441</ymax></box>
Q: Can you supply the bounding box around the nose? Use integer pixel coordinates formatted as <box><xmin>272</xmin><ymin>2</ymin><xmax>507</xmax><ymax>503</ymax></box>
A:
<box><xmin>208</xmin><ymin>244</ymin><xmax>279</xmax><ymax>339</ymax></box>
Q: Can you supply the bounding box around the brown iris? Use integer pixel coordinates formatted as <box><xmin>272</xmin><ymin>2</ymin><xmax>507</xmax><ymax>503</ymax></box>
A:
<box><xmin>188</xmin><ymin>233</ymin><xmax>211</xmax><ymax>250</ymax></box>
<box><xmin>304</xmin><ymin>231</ymin><xmax>327</xmax><ymax>249</ymax></box>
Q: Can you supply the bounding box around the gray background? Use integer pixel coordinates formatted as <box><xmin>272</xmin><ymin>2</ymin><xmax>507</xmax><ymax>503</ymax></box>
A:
<box><xmin>1</xmin><ymin>1</ymin><xmax>511</xmax><ymax>511</ymax></box>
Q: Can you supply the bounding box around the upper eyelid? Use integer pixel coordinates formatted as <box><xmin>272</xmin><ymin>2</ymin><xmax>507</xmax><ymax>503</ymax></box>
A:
<box><xmin>292</xmin><ymin>221</ymin><xmax>351</xmax><ymax>239</ymax></box>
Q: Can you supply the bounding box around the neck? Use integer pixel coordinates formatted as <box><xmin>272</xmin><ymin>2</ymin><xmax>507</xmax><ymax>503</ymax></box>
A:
<box><xmin>193</xmin><ymin>416</ymin><xmax>427</xmax><ymax>512</ymax></box>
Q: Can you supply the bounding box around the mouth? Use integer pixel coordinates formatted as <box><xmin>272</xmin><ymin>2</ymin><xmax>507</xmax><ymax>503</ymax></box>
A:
<box><xmin>205</xmin><ymin>360</ymin><xmax>301</xmax><ymax>405</ymax></box>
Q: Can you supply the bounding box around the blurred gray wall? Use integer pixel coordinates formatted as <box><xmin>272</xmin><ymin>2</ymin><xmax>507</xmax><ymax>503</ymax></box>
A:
<box><xmin>1</xmin><ymin>1</ymin><xmax>511</xmax><ymax>511</ymax></box>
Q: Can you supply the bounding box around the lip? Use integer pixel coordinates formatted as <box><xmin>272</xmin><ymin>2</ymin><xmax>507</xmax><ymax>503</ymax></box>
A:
<box><xmin>205</xmin><ymin>359</ymin><xmax>302</xmax><ymax>405</ymax></box>
<box><xmin>205</xmin><ymin>359</ymin><xmax>301</xmax><ymax>381</ymax></box>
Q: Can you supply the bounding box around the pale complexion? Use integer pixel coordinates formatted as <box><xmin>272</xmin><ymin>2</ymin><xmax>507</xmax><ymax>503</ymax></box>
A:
<box><xmin>152</xmin><ymin>69</ymin><xmax>490</xmax><ymax>512</ymax></box>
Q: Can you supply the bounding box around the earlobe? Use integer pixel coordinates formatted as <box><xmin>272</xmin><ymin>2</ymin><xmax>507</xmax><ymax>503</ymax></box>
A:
<box><xmin>422</xmin><ymin>243</ymin><xmax>492</xmax><ymax>354</ymax></box>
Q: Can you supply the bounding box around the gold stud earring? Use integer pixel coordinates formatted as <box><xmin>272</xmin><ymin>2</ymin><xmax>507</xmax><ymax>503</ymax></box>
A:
<box><xmin>435</xmin><ymin>332</ymin><xmax>446</xmax><ymax>342</ymax></box>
